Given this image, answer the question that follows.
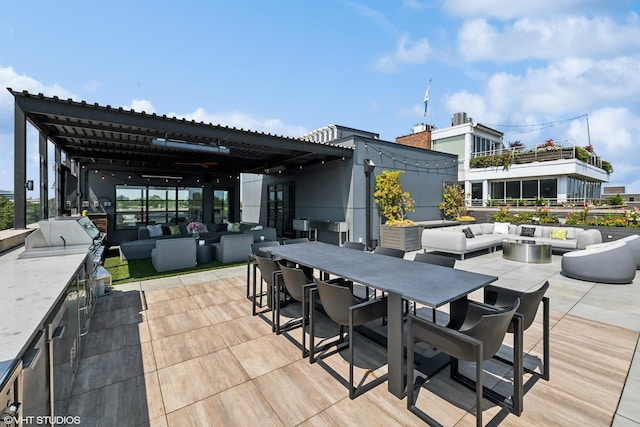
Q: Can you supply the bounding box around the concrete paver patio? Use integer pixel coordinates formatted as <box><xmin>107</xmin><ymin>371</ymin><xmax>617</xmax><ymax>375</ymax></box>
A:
<box><xmin>67</xmin><ymin>250</ymin><xmax>640</xmax><ymax>426</ymax></box>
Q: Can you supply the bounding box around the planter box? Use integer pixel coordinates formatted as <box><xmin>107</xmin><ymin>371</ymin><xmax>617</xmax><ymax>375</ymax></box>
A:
<box><xmin>380</xmin><ymin>225</ymin><xmax>420</xmax><ymax>251</ymax></box>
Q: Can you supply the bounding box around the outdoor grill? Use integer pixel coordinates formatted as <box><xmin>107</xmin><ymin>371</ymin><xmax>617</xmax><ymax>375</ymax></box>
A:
<box><xmin>20</xmin><ymin>216</ymin><xmax>106</xmax><ymax>270</ymax></box>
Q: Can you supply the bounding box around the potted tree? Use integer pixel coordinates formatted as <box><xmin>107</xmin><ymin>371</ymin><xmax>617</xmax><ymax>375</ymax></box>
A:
<box><xmin>439</xmin><ymin>184</ymin><xmax>474</xmax><ymax>221</ymax></box>
<box><xmin>373</xmin><ymin>170</ymin><xmax>420</xmax><ymax>251</ymax></box>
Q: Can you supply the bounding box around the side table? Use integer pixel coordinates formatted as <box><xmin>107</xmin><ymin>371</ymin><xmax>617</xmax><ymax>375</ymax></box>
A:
<box><xmin>196</xmin><ymin>242</ymin><xmax>214</xmax><ymax>264</ymax></box>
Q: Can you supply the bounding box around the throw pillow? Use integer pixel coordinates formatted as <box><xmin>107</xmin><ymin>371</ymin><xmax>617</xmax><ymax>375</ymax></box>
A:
<box><xmin>550</xmin><ymin>228</ymin><xmax>568</xmax><ymax>240</ymax></box>
<box><xmin>217</xmin><ymin>223</ymin><xmax>228</xmax><ymax>232</ymax></box>
<box><xmin>231</xmin><ymin>222</ymin><xmax>241</xmax><ymax>233</ymax></box>
<box><xmin>161</xmin><ymin>225</ymin><xmax>172</xmax><ymax>236</ymax></box>
<box><xmin>520</xmin><ymin>226</ymin><xmax>536</xmax><ymax>237</ymax></box>
<box><xmin>169</xmin><ymin>225</ymin><xmax>181</xmax><ymax>235</ymax></box>
<box><xmin>462</xmin><ymin>227</ymin><xmax>475</xmax><ymax>239</ymax></box>
<box><xmin>494</xmin><ymin>222</ymin><xmax>510</xmax><ymax>235</ymax></box>
<box><xmin>147</xmin><ymin>224</ymin><xmax>163</xmax><ymax>238</ymax></box>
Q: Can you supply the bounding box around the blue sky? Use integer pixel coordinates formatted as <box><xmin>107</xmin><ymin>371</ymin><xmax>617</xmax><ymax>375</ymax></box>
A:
<box><xmin>1</xmin><ymin>0</ymin><xmax>640</xmax><ymax>193</ymax></box>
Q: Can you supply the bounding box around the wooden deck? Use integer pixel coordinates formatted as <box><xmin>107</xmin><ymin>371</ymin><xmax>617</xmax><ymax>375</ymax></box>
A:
<box><xmin>66</xmin><ymin>252</ymin><xmax>640</xmax><ymax>426</ymax></box>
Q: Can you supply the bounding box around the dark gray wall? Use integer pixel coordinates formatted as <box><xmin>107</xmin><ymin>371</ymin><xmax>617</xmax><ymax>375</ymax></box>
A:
<box><xmin>242</xmin><ymin>135</ymin><xmax>458</xmax><ymax>245</ymax></box>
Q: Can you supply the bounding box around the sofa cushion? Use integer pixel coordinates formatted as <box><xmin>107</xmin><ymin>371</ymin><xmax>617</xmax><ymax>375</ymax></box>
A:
<box><xmin>161</xmin><ymin>225</ymin><xmax>172</xmax><ymax>236</ymax></box>
<box><xmin>469</xmin><ymin>224</ymin><xmax>483</xmax><ymax>236</ymax></box>
<box><xmin>494</xmin><ymin>222</ymin><xmax>510</xmax><ymax>235</ymax></box>
<box><xmin>520</xmin><ymin>226</ymin><xmax>536</xmax><ymax>237</ymax></box>
<box><xmin>462</xmin><ymin>227</ymin><xmax>475</xmax><ymax>238</ymax></box>
<box><xmin>551</xmin><ymin>228</ymin><xmax>568</xmax><ymax>240</ymax></box>
<box><xmin>147</xmin><ymin>224</ymin><xmax>163</xmax><ymax>237</ymax></box>
<box><xmin>480</xmin><ymin>223</ymin><xmax>495</xmax><ymax>234</ymax></box>
<box><xmin>169</xmin><ymin>225</ymin><xmax>181</xmax><ymax>235</ymax></box>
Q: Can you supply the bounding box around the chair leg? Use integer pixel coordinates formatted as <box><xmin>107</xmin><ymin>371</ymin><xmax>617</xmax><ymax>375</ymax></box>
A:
<box><xmin>475</xmin><ymin>348</ymin><xmax>483</xmax><ymax>427</ymax></box>
<box><xmin>309</xmin><ymin>289</ymin><xmax>317</xmax><ymax>363</ymax></box>
<box><xmin>349</xmin><ymin>319</ymin><xmax>355</xmax><ymax>399</ymax></box>
<box><xmin>542</xmin><ymin>296</ymin><xmax>550</xmax><ymax>381</ymax></box>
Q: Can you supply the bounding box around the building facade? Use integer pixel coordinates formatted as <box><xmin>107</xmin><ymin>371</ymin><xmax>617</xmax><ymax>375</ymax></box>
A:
<box><xmin>397</xmin><ymin>113</ymin><xmax>610</xmax><ymax>206</ymax></box>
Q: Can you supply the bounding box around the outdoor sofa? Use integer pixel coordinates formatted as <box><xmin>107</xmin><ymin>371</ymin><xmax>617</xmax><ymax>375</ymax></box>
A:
<box><xmin>561</xmin><ymin>240</ymin><xmax>636</xmax><ymax>284</ymax></box>
<box><xmin>421</xmin><ymin>222</ymin><xmax>602</xmax><ymax>260</ymax></box>
<box><xmin>119</xmin><ymin>222</ymin><xmax>276</xmax><ymax>260</ymax></box>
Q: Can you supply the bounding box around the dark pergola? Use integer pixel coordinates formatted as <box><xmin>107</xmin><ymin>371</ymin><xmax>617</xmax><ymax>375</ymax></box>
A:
<box><xmin>10</xmin><ymin>89</ymin><xmax>353</xmax><ymax>228</ymax></box>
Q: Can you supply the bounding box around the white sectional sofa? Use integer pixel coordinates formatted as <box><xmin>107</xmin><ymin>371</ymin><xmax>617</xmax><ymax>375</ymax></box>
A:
<box><xmin>421</xmin><ymin>222</ymin><xmax>602</xmax><ymax>260</ymax></box>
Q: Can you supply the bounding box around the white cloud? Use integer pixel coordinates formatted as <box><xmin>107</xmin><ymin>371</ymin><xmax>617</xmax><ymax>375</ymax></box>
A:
<box><xmin>170</xmin><ymin>107</ymin><xmax>308</xmax><ymax>138</ymax></box>
<box><xmin>125</xmin><ymin>99</ymin><xmax>156</xmax><ymax>114</ymax></box>
<box><xmin>0</xmin><ymin>66</ymin><xmax>76</xmax><ymax>119</ymax></box>
<box><xmin>375</xmin><ymin>33</ymin><xmax>431</xmax><ymax>72</ymax></box>
<box><xmin>457</xmin><ymin>15</ymin><xmax>640</xmax><ymax>62</ymax></box>
<box><xmin>443</xmin><ymin>0</ymin><xmax>609</xmax><ymax>20</ymax></box>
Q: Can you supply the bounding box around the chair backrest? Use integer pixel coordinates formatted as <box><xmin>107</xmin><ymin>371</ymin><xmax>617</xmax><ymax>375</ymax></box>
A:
<box><xmin>374</xmin><ymin>246</ymin><xmax>405</xmax><ymax>258</ymax></box>
<box><xmin>278</xmin><ymin>263</ymin><xmax>312</xmax><ymax>302</ymax></box>
<box><xmin>485</xmin><ymin>281</ymin><xmax>549</xmax><ymax>331</ymax></box>
<box><xmin>342</xmin><ymin>241</ymin><xmax>366</xmax><ymax>251</ymax></box>
<box><xmin>251</xmin><ymin>240</ymin><xmax>280</xmax><ymax>257</ymax></box>
<box><xmin>283</xmin><ymin>237</ymin><xmax>309</xmax><ymax>245</ymax></box>
<box><xmin>463</xmin><ymin>299</ymin><xmax>520</xmax><ymax>360</ymax></box>
<box><xmin>254</xmin><ymin>254</ymin><xmax>280</xmax><ymax>286</ymax></box>
<box><xmin>314</xmin><ymin>278</ymin><xmax>355</xmax><ymax>326</ymax></box>
<box><xmin>413</xmin><ymin>252</ymin><xmax>456</xmax><ymax>268</ymax></box>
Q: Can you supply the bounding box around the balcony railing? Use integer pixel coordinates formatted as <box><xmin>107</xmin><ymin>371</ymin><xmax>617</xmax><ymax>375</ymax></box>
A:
<box><xmin>470</xmin><ymin>141</ymin><xmax>611</xmax><ymax>173</ymax></box>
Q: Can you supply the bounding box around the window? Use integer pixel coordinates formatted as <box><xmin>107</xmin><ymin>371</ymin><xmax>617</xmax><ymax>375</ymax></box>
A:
<box><xmin>491</xmin><ymin>181</ymin><xmax>504</xmax><ymax>201</ymax></box>
<box><xmin>115</xmin><ymin>185</ymin><xmax>203</xmax><ymax>230</ymax></box>
<box><xmin>115</xmin><ymin>186</ymin><xmax>145</xmax><ymax>230</ymax></box>
<box><xmin>540</xmin><ymin>179</ymin><xmax>557</xmax><ymax>199</ymax></box>
<box><xmin>213</xmin><ymin>189</ymin><xmax>230</xmax><ymax>224</ymax></box>
<box><xmin>506</xmin><ymin>181</ymin><xmax>520</xmax><ymax>199</ymax></box>
<box><xmin>522</xmin><ymin>180</ymin><xmax>538</xmax><ymax>199</ymax></box>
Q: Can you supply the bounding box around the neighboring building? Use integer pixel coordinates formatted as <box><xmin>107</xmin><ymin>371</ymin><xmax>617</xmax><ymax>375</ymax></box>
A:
<box><xmin>0</xmin><ymin>190</ymin><xmax>14</xmax><ymax>201</ymax></box>
<box><xmin>603</xmin><ymin>186</ymin><xmax>640</xmax><ymax>208</ymax></box>
<box><xmin>397</xmin><ymin>112</ymin><xmax>610</xmax><ymax>206</ymax></box>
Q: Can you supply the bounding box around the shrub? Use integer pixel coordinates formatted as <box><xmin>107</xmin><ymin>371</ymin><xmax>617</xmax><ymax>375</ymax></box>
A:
<box><xmin>373</xmin><ymin>170</ymin><xmax>415</xmax><ymax>224</ymax></box>
<box><xmin>607</xmin><ymin>194</ymin><xmax>624</xmax><ymax>206</ymax></box>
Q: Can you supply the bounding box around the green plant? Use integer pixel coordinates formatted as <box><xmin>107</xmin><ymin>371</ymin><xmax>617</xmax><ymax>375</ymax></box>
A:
<box><xmin>607</xmin><ymin>194</ymin><xmax>625</xmax><ymax>206</ymax></box>
<box><xmin>373</xmin><ymin>170</ymin><xmax>415</xmax><ymax>224</ymax></box>
<box><xmin>601</xmin><ymin>160</ymin><xmax>613</xmax><ymax>174</ymax></box>
<box><xmin>438</xmin><ymin>184</ymin><xmax>468</xmax><ymax>219</ymax></box>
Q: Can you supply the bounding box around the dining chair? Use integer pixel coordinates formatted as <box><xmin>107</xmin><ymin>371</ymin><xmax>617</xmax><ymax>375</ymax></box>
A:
<box><xmin>276</xmin><ymin>263</ymin><xmax>318</xmax><ymax>357</ymax></box>
<box><xmin>372</xmin><ymin>246</ymin><xmax>405</xmax><ymax>301</ymax></box>
<box><xmin>373</xmin><ymin>246</ymin><xmax>405</xmax><ymax>258</ymax></box>
<box><xmin>413</xmin><ymin>251</ymin><xmax>456</xmax><ymax>268</ymax></box>
<box><xmin>283</xmin><ymin>237</ymin><xmax>310</xmax><ymax>245</ymax></box>
<box><xmin>412</xmin><ymin>252</ymin><xmax>457</xmax><ymax>318</ymax></box>
<box><xmin>247</xmin><ymin>241</ymin><xmax>281</xmax><ymax>300</ymax></box>
<box><xmin>483</xmin><ymin>281</ymin><xmax>550</xmax><ymax>381</ymax></box>
<box><xmin>253</xmin><ymin>255</ymin><xmax>282</xmax><ymax>328</ymax></box>
<box><xmin>309</xmin><ymin>278</ymin><xmax>388</xmax><ymax>399</ymax></box>
<box><xmin>342</xmin><ymin>241</ymin><xmax>366</xmax><ymax>251</ymax></box>
<box><xmin>407</xmin><ymin>299</ymin><xmax>521</xmax><ymax>426</ymax></box>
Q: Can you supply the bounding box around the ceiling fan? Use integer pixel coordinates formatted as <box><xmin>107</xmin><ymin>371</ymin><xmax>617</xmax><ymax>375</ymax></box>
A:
<box><xmin>174</xmin><ymin>161</ymin><xmax>219</xmax><ymax>168</ymax></box>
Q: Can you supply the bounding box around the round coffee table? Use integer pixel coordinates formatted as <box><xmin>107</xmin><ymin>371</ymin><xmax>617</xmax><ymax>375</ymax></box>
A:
<box><xmin>502</xmin><ymin>239</ymin><xmax>552</xmax><ymax>263</ymax></box>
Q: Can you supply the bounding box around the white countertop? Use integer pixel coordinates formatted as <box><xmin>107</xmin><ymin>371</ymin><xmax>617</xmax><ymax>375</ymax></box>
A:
<box><xmin>0</xmin><ymin>247</ymin><xmax>87</xmax><ymax>386</ymax></box>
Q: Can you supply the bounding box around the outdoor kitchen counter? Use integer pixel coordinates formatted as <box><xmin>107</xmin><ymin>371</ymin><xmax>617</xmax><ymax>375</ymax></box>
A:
<box><xmin>0</xmin><ymin>248</ymin><xmax>87</xmax><ymax>388</ymax></box>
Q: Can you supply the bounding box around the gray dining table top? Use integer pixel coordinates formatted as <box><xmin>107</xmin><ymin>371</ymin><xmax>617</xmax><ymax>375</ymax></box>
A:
<box><xmin>267</xmin><ymin>241</ymin><xmax>497</xmax><ymax>308</ymax></box>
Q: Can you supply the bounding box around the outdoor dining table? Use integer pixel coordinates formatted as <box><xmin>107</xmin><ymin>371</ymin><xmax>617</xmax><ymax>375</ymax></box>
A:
<box><xmin>266</xmin><ymin>241</ymin><xmax>498</xmax><ymax>399</ymax></box>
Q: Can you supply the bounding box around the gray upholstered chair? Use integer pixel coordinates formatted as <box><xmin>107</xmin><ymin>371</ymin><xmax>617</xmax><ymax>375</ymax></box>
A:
<box><xmin>151</xmin><ymin>238</ymin><xmax>197</xmax><ymax>272</ymax></box>
<box><xmin>342</xmin><ymin>241</ymin><xmax>366</xmax><ymax>251</ymax></box>
<box><xmin>407</xmin><ymin>299</ymin><xmax>520</xmax><ymax>426</ymax></box>
<box><xmin>277</xmin><ymin>264</ymin><xmax>318</xmax><ymax>357</ymax></box>
<box><xmin>561</xmin><ymin>241</ymin><xmax>636</xmax><ymax>283</ymax></box>
<box><xmin>310</xmin><ymin>278</ymin><xmax>388</xmax><ymax>399</ymax></box>
<box><xmin>483</xmin><ymin>281</ymin><xmax>550</xmax><ymax>384</ymax></box>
